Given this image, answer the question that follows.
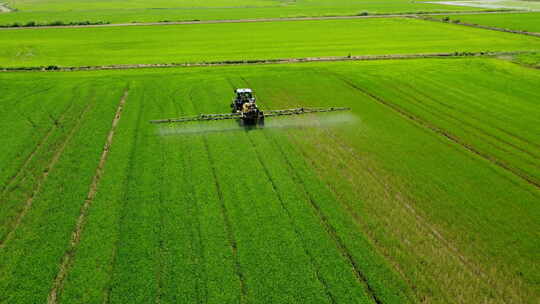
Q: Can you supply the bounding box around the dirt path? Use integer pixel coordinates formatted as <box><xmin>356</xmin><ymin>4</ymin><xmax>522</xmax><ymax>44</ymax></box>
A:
<box><xmin>47</xmin><ymin>89</ymin><xmax>128</xmax><ymax>304</ymax></box>
<box><xmin>0</xmin><ymin>3</ymin><xmax>12</xmax><ymax>13</ymax></box>
<box><xmin>0</xmin><ymin>10</ymin><xmax>531</xmax><ymax>30</ymax></box>
<box><xmin>0</xmin><ymin>51</ymin><xmax>525</xmax><ymax>73</ymax></box>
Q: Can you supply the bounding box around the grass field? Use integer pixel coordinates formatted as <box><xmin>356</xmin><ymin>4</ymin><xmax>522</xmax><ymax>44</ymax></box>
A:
<box><xmin>434</xmin><ymin>12</ymin><xmax>540</xmax><ymax>32</ymax></box>
<box><xmin>0</xmin><ymin>0</ymin><xmax>479</xmax><ymax>25</ymax></box>
<box><xmin>0</xmin><ymin>58</ymin><xmax>538</xmax><ymax>303</ymax></box>
<box><xmin>1</xmin><ymin>17</ymin><xmax>539</xmax><ymax>68</ymax></box>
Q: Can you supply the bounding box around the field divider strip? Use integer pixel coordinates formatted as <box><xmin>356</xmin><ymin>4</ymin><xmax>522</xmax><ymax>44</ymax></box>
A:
<box><xmin>415</xmin><ymin>15</ymin><xmax>540</xmax><ymax>37</ymax></box>
<box><xmin>0</xmin><ymin>98</ymin><xmax>95</xmax><ymax>250</ymax></box>
<box><xmin>47</xmin><ymin>89</ymin><xmax>129</xmax><ymax>304</ymax></box>
<box><xmin>0</xmin><ymin>52</ymin><xmax>528</xmax><ymax>73</ymax></box>
<box><xmin>0</xmin><ymin>10</ymin><xmax>529</xmax><ymax>30</ymax></box>
<box><xmin>334</xmin><ymin>75</ymin><xmax>540</xmax><ymax>189</ymax></box>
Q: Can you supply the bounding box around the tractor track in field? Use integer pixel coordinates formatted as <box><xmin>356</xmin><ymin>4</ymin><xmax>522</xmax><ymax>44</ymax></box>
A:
<box><xmin>102</xmin><ymin>87</ymin><xmax>144</xmax><ymax>304</ymax></box>
<box><xmin>0</xmin><ymin>96</ymin><xmax>95</xmax><ymax>250</ymax></box>
<box><xmin>201</xmin><ymin>135</ymin><xmax>248</xmax><ymax>303</ymax></box>
<box><xmin>266</xmin><ymin>130</ymin><xmax>383</xmax><ymax>304</ymax></box>
<box><xmin>47</xmin><ymin>89</ymin><xmax>128</xmax><ymax>304</ymax></box>
<box><xmin>0</xmin><ymin>92</ymin><xmax>76</xmax><ymax>201</ymax></box>
<box><xmin>335</xmin><ymin>75</ymin><xmax>540</xmax><ymax>190</ymax></box>
<box><xmin>0</xmin><ymin>10</ymin><xmax>530</xmax><ymax>30</ymax></box>
<box><xmin>193</xmin><ymin>87</ymin><xmax>248</xmax><ymax>302</ymax></box>
<box><xmin>0</xmin><ymin>51</ymin><xmax>527</xmax><ymax>73</ymax></box>
<box><xmin>175</xmin><ymin>88</ymin><xmax>207</xmax><ymax>304</ymax></box>
<box><xmin>155</xmin><ymin>130</ymin><xmax>166</xmax><ymax>304</ymax></box>
<box><xmin>247</xmin><ymin>132</ymin><xmax>338</xmax><ymax>304</ymax></box>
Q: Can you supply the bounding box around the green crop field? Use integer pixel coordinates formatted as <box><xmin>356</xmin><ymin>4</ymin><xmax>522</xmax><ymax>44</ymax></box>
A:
<box><xmin>434</xmin><ymin>12</ymin><xmax>540</xmax><ymax>32</ymax></box>
<box><xmin>0</xmin><ymin>58</ymin><xmax>538</xmax><ymax>304</ymax></box>
<box><xmin>0</xmin><ymin>0</ymin><xmax>479</xmax><ymax>26</ymax></box>
<box><xmin>1</xmin><ymin>17</ymin><xmax>539</xmax><ymax>68</ymax></box>
<box><xmin>1</xmin><ymin>0</ymin><xmax>539</xmax><ymax>303</ymax></box>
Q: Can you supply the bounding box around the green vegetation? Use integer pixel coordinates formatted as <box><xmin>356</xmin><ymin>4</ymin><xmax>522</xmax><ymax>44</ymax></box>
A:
<box><xmin>1</xmin><ymin>17</ymin><xmax>539</xmax><ymax>68</ymax></box>
<box><xmin>512</xmin><ymin>51</ymin><xmax>540</xmax><ymax>67</ymax></box>
<box><xmin>0</xmin><ymin>58</ymin><xmax>538</xmax><ymax>303</ymax></box>
<box><xmin>435</xmin><ymin>12</ymin><xmax>540</xmax><ymax>32</ymax></box>
<box><xmin>0</xmin><ymin>0</ymin><xmax>478</xmax><ymax>26</ymax></box>
<box><xmin>1</xmin><ymin>0</ymin><xmax>539</xmax><ymax>302</ymax></box>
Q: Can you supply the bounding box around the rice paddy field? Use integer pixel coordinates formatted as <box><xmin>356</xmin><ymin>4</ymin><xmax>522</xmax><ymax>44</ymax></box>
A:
<box><xmin>0</xmin><ymin>0</ymin><xmax>478</xmax><ymax>26</ymax></box>
<box><xmin>0</xmin><ymin>1</ymin><xmax>539</xmax><ymax>304</ymax></box>
<box><xmin>1</xmin><ymin>18</ymin><xmax>540</xmax><ymax>68</ymax></box>
<box><xmin>434</xmin><ymin>12</ymin><xmax>540</xmax><ymax>32</ymax></box>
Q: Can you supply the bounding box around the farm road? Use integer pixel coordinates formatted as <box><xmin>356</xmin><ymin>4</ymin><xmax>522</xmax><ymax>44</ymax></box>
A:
<box><xmin>0</xmin><ymin>10</ymin><xmax>531</xmax><ymax>30</ymax></box>
<box><xmin>1</xmin><ymin>52</ymin><xmax>525</xmax><ymax>73</ymax></box>
<box><xmin>47</xmin><ymin>89</ymin><xmax>129</xmax><ymax>304</ymax></box>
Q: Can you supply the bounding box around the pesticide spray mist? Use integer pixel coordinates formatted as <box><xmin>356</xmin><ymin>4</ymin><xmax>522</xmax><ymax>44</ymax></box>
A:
<box><xmin>157</xmin><ymin>112</ymin><xmax>359</xmax><ymax>137</ymax></box>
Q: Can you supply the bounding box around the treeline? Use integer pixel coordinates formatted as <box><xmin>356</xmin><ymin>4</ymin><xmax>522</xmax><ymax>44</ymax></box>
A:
<box><xmin>0</xmin><ymin>20</ymin><xmax>110</xmax><ymax>28</ymax></box>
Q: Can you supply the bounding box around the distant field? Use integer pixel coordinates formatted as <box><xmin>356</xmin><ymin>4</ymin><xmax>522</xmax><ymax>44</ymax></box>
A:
<box><xmin>434</xmin><ymin>12</ymin><xmax>540</xmax><ymax>32</ymax></box>
<box><xmin>0</xmin><ymin>58</ymin><xmax>538</xmax><ymax>303</ymax></box>
<box><xmin>0</xmin><ymin>0</ymin><xmax>479</xmax><ymax>25</ymax></box>
<box><xmin>1</xmin><ymin>17</ymin><xmax>539</xmax><ymax>68</ymax></box>
<box><xmin>428</xmin><ymin>0</ymin><xmax>540</xmax><ymax>11</ymax></box>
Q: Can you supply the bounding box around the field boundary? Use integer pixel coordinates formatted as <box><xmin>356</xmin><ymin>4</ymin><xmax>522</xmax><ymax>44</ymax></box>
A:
<box><xmin>0</xmin><ymin>10</ymin><xmax>525</xmax><ymax>29</ymax></box>
<box><xmin>47</xmin><ymin>89</ymin><xmax>129</xmax><ymax>304</ymax></box>
<box><xmin>416</xmin><ymin>16</ymin><xmax>540</xmax><ymax>36</ymax></box>
<box><xmin>0</xmin><ymin>52</ymin><xmax>528</xmax><ymax>73</ymax></box>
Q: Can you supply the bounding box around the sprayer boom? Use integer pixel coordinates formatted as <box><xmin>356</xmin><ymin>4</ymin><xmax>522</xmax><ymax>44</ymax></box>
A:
<box><xmin>149</xmin><ymin>107</ymin><xmax>350</xmax><ymax>124</ymax></box>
